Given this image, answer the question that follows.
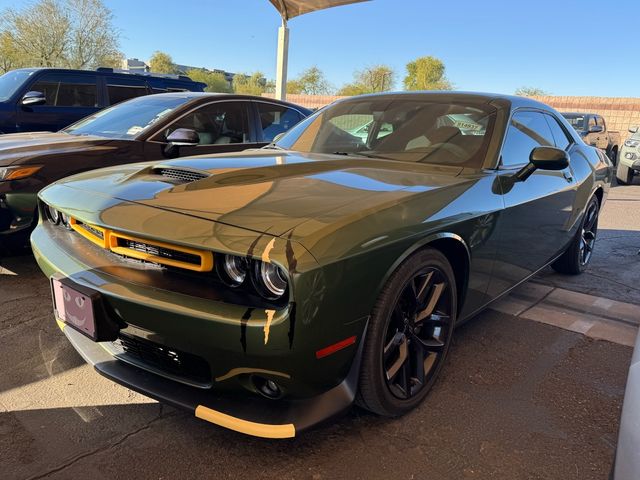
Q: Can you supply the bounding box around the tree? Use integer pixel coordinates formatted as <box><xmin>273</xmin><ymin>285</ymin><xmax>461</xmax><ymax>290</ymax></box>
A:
<box><xmin>0</xmin><ymin>0</ymin><xmax>121</xmax><ymax>70</ymax></box>
<box><xmin>403</xmin><ymin>56</ymin><xmax>452</xmax><ymax>91</ymax></box>
<box><xmin>186</xmin><ymin>68</ymin><xmax>231</xmax><ymax>93</ymax></box>
<box><xmin>515</xmin><ymin>86</ymin><xmax>549</xmax><ymax>97</ymax></box>
<box><xmin>65</xmin><ymin>0</ymin><xmax>121</xmax><ymax>69</ymax></box>
<box><xmin>232</xmin><ymin>71</ymin><xmax>267</xmax><ymax>95</ymax></box>
<box><xmin>0</xmin><ymin>32</ymin><xmax>24</xmax><ymax>73</ymax></box>
<box><xmin>286</xmin><ymin>66</ymin><xmax>331</xmax><ymax>95</ymax></box>
<box><xmin>148</xmin><ymin>51</ymin><xmax>178</xmax><ymax>74</ymax></box>
<box><xmin>338</xmin><ymin>64</ymin><xmax>395</xmax><ymax>96</ymax></box>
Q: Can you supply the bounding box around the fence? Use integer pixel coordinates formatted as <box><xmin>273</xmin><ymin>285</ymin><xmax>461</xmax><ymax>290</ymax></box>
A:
<box><xmin>265</xmin><ymin>93</ymin><xmax>640</xmax><ymax>140</ymax></box>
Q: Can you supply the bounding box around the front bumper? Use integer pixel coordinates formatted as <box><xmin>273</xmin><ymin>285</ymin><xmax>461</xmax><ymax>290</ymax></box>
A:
<box><xmin>58</xmin><ymin>320</ymin><xmax>363</xmax><ymax>438</ymax></box>
<box><xmin>619</xmin><ymin>148</ymin><xmax>640</xmax><ymax>170</ymax></box>
<box><xmin>31</xmin><ymin>219</ymin><xmax>367</xmax><ymax>437</ymax></box>
<box><xmin>0</xmin><ymin>179</ymin><xmax>38</xmax><ymax>235</ymax></box>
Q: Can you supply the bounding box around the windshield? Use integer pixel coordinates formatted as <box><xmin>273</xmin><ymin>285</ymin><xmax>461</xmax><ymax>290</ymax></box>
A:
<box><xmin>0</xmin><ymin>70</ymin><xmax>35</xmax><ymax>102</ymax></box>
<box><xmin>275</xmin><ymin>98</ymin><xmax>496</xmax><ymax>168</ymax></box>
<box><xmin>65</xmin><ymin>95</ymin><xmax>189</xmax><ymax>139</ymax></box>
<box><xmin>562</xmin><ymin>114</ymin><xmax>586</xmax><ymax>131</ymax></box>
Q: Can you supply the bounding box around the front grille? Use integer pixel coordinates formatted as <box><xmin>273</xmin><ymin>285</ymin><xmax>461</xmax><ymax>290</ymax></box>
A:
<box><xmin>155</xmin><ymin>168</ymin><xmax>209</xmax><ymax>183</ymax></box>
<box><xmin>78</xmin><ymin>222</ymin><xmax>104</xmax><ymax>240</ymax></box>
<box><xmin>117</xmin><ymin>238</ymin><xmax>201</xmax><ymax>266</ymax></box>
<box><xmin>111</xmin><ymin>333</ymin><xmax>211</xmax><ymax>386</ymax></box>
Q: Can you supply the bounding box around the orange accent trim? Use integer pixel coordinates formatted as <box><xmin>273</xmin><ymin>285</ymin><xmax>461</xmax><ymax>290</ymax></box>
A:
<box><xmin>70</xmin><ymin>218</ymin><xmax>109</xmax><ymax>249</ymax></box>
<box><xmin>108</xmin><ymin>230</ymin><xmax>214</xmax><ymax>272</ymax></box>
<box><xmin>195</xmin><ymin>405</ymin><xmax>295</xmax><ymax>438</ymax></box>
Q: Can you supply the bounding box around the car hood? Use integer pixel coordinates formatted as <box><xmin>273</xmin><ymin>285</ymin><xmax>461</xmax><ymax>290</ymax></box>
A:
<box><xmin>0</xmin><ymin>132</ymin><xmax>111</xmax><ymax>166</ymax></box>
<box><xmin>50</xmin><ymin>150</ymin><xmax>467</xmax><ymax>239</ymax></box>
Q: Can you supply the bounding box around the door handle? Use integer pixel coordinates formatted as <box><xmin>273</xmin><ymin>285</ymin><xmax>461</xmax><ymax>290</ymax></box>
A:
<box><xmin>563</xmin><ymin>171</ymin><xmax>573</xmax><ymax>182</ymax></box>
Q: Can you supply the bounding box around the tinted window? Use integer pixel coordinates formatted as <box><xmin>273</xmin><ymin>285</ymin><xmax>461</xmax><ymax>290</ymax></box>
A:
<box><xmin>106</xmin><ymin>77</ymin><xmax>148</xmax><ymax>105</ymax></box>
<box><xmin>501</xmin><ymin>111</ymin><xmax>554</xmax><ymax>167</ymax></box>
<box><xmin>257</xmin><ymin>103</ymin><xmax>302</xmax><ymax>141</ymax></box>
<box><xmin>0</xmin><ymin>70</ymin><xmax>35</xmax><ymax>101</ymax></box>
<box><xmin>31</xmin><ymin>74</ymin><xmax>97</xmax><ymax>107</ymax></box>
<box><xmin>164</xmin><ymin>101</ymin><xmax>250</xmax><ymax>145</ymax></box>
<box><xmin>275</xmin><ymin>99</ymin><xmax>496</xmax><ymax>168</ymax></box>
<box><xmin>545</xmin><ymin>114</ymin><xmax>572</xmax><ymax>150</ymax></box>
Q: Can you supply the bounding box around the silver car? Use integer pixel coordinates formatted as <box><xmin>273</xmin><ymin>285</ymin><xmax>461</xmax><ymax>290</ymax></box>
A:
<box><xmin>616</xmin><ymin>127</ymin><xmax>640</xmax><ymax>185</ymax></box>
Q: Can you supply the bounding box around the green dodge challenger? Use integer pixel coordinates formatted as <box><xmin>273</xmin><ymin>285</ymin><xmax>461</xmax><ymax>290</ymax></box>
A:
<box><xmin>32</xmin><ymin>92</ymin><xmax>611</xmax><ymax>438</ymax></box>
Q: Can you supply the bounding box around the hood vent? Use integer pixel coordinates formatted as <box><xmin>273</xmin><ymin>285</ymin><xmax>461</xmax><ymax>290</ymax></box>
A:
<box><xmin>153</xmin><ymin>167</ymin><xmax>210</xmax><ymax>184</ymax></box>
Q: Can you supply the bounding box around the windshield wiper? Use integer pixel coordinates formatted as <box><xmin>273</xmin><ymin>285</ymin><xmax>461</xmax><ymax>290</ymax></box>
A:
<box><xmin>262</xmin><ymin>143</ymin><xmax>285</xmax><ymax>150</ymax></box>
<box><xmin>332</xmin><ymin>151</ymin><xmax>396</xmax><ymax>161</ymax></box>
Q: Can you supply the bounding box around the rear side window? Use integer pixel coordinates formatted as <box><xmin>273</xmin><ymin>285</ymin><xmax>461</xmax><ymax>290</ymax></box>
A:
<box><xmin>106</xmin><ymin>77</ymin><xmax>148</xmax><ymax>105</ymax></box>
<box><xmin>256</xmin><ymin>102</ymin><xmax>303</xmax><ymax>141</ymax></box>
<box><xmin>30</xmin><ymin>73</ymin><xmax>97</xmax><ymax>107</ymax></box>
<box><xmin>544</xmin><ymin>114</ymin><xmax>572</xmax><ymax>150</ymax></box>
<box><xmin>596</xmin><ymin>116</ymin><xmax>606</xmax><ymax>129</ymax></box>
<box><xmin>501</xmin><ymin>111</ymin><xmax>554</xmax><ymax>167</ymax></box>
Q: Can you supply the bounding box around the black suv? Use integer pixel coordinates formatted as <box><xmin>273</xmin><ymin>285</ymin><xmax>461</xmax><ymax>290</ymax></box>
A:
<box><xmin>0</xmin><ymin>68</ymin><xmax>206</xmax><ymax>134</ymax></box>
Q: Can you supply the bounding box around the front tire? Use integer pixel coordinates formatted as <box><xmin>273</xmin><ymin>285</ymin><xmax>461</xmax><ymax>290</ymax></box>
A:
<box><xmin>616</xmin><ymin>162</ymin><xmax>634</xmax><ymax>185</ymax></box>
<box><xmin>551</xmin><ymin>196</ymin><xmax>599</xmax><ymax>275</ymax></box>
<box><xmin>356</xmin><ymin>248</ymin><xmax>457</xmax><ymax>417</ymax></box>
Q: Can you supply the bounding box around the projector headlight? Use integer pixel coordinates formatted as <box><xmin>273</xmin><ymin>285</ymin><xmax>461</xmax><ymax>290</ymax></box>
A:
<box><xmin>624</xmin><ymin>139</ymin><xmax>640</xmax><ymax>148</ymax></box>
<box><xmin>252</xmin><ymin>261</ymin><xmax>288</xmax><ymax>300</ymax></box>
<box><xmin>45</xmin><ymin>204</ymin><xmax>60</xmax><ymax>224</ymax></box>
<box><xmin>217</xmin><ymin>254</ymin><xmax>249</xmax><ymax>287</ymax></box>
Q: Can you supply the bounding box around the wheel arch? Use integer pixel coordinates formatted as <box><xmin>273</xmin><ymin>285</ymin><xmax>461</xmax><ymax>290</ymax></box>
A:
<box><xmin>377</xmin><ymin>232</ymin><xmax>470</xmax><ymax>316</ymax></box>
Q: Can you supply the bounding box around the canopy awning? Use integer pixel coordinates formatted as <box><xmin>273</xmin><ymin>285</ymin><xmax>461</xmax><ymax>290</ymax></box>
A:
<box><xmin>269</xmin><ymin>0</ymin><xmax>370</xmax><ymax>21</ymax></box>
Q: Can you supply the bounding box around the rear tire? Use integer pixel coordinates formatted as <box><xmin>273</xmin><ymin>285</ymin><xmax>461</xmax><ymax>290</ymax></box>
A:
<box><xmin>356</xmin><ymin>248</ymin><xmax>457</xmax><ymax>417</ymax></box>
<box><xmin>551</xmin><ymin>196</ymin><xmax>599</xmax><ymax>275</ymax></box>
<box><xmin>616</xmin><ymin>162</ymin><xmax>634</xmax><ymax>185</ymax></box>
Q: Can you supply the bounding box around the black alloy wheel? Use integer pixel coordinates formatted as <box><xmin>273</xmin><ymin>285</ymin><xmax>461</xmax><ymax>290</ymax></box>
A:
<box><xmin>357</xmin><ymin>248</ymin><xmax>457</xmax><ymax>416</ymax></box>
<box><xmin>580</xmin><ymin>199</ymin><xmax>599</xmax><ymax>266</ymax></box>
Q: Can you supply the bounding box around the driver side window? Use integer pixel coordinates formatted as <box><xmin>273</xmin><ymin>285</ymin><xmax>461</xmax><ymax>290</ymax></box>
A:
<box><xmin>501</xmin><ymin>111</ymin><xmax>554</xmax><ymax>167</ymax></box>
<box><xmin>164</xmin><ymin>102</ymin><xmax>250</xmax><ymax>146</ymax></box>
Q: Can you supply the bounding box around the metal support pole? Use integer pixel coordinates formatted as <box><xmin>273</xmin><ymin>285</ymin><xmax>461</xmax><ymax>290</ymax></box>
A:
<box><xmin>275</xmin><ymin>18</ymin><xmax>289</xmax><ymax>101</ymax></box>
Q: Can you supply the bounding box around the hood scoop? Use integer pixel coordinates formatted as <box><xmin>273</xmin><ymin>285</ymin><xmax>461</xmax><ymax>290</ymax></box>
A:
<box><xmin>152</xmin><ymin>167</ymin><xmax>211</xmax><ymax>184</ymax></box>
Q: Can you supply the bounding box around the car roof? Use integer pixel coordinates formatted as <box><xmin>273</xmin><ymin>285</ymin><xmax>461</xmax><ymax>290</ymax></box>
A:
<box><xmin>332</xmin><ymin>90</ymin><xmax>557</xmax><ymax>113</ymax></box>
<box><xmin>125</xmin><ymin>91</ymin><xmax>313</xmax><ymax>113</ymax></box>
<box><xmin>12</xmin><ymin>67</ymin><xmax>201</xmax><ymax>85</ymax></box>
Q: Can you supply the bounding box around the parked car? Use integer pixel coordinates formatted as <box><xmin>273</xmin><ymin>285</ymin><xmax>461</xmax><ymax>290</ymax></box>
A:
<box><xmin>561</xmin><ymin>112</ymin><xmax>620</xmax><ymax>164</ymax></box>
<box><xmin>32</xmin><ymin>92</ymin><xmax>610</xmax><ymax>438</ymax></box>
<box><xmin>616</xmin><ymin>126</ymin><xmax>640</xmax><ymax>185</ymax></box>
<box><xmin>612</xmin><ymin>330</ymin><xmax>640</xmax><ymax>479</ymax></box>
<box><xmin>0</xmin><ymin>67</ymin><xmax>206</xmax><ymax>134</ymax></box>
<box><xmin>0</xmin><ymin>92</ymin><xmax>311</xmax><ymax>249</ymax></box>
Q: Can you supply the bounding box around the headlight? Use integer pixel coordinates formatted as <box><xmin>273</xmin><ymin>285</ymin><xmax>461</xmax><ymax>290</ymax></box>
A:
<box><xmin>217</xmin><ymin>254</ymin><xmax>249</xmax><ymax>287</ymax></box>
<box><xmin>252</xmin><ymin>261</ymin><xmax>288</xmax><ymax>300</ymax></box>
<box><xmin>59</xmin><ymin>211</ymin><xmax>72</xmax><ymax>229</ymax></box>
<box><xmin>45</xmin><ymin>204</ymin><xmax>60</xmax><ymax>224</ymax></box>
<box><xmin>0</xmin><ymin>165</ymin><xmax>43</xmax><ymax>181</ymax></box>
<box><xmin>624</xmin><ymin>139</ymin><xmax>640</xmax><ymax>148</ymax></box>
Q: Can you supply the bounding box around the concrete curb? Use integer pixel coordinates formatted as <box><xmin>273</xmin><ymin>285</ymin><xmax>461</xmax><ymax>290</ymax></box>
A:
<box><xmin>491</xmin><ymin>282</ymin><xmax>639</xmax><ymax>347</ymax></box>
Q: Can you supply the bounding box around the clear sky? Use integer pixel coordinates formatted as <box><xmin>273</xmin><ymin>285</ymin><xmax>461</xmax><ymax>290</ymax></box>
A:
<box><xmin>1</xmin><ymin>0</ymin><xmax>639</xmax><ymax>97</ymax></box>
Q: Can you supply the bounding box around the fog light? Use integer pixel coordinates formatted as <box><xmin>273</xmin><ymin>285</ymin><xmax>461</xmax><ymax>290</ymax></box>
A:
<box><xmin>626</xmin><ymin>152</ymin><xmax>637</xmax><ymax>160</ymax></box>
<box><xmin>253</xmin><ymin>376</ymin><xmax>282</xmax><ymax>399</ymax></box>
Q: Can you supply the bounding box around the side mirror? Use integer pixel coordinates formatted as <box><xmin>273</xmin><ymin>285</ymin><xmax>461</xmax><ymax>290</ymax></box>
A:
<box><xmin>166</xmin><ymin>128</ymin><xmax>199</xmax><ymax>146</ymax></box>
<box><xmin>629</xmin><ymin>126</ymin><xmax>639</xmax><ymax>134</ymax></box>
<box><xmin>21</xmin><ymin>91</ymin><xmax>46</xmax><ymax>107</ymax></box>
<box><xmin>163</xmin><ymin>128</ymin><xmax>199</xmax><ymax>158</ymax></box>
<box><xmin>588</xmin><ymin>125</ymin><xmax>603</xmax><ymax>134</ymax></box>
<box><xmin>514</xmin><ymin>146</ymin><xmax>569</xmax><ymax>182</ymax></box>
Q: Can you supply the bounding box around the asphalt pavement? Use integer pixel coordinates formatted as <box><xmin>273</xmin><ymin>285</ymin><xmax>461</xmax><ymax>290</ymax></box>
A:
<box><xmin>0</xmin><ymin>182</ymin><xmax>638</xmax><ymax>480</ymax></box>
